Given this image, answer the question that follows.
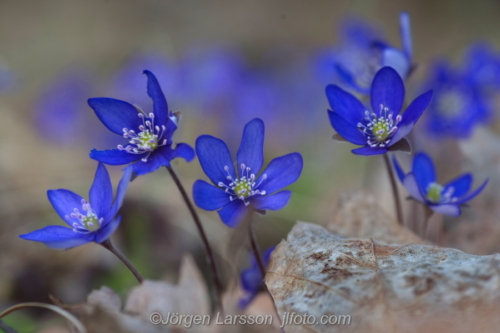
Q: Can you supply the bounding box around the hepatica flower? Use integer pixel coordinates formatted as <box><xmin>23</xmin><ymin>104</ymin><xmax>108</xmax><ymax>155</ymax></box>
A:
<box><xmin>424</xmin><ymin>56</ymin><xmax>493</xmax><ymax>139</ymax></box>
<box><xmin>330</xmin><ymin>12</ymin><xmax>412</xmax><ymax>94</ymax></box>
<box><xmin>193</xmin><ymin>118</ymin><xmax>303</xmax><ymax>227</ymax></box>
<box><xmin>327</xmin><ymin>66</ymin><xmax>433</xmax><ymax>155</ymax></box>
<box><xmin>20</xmin><ymin>163</ymin><xmax>132</xmax><ymax>249</ymax></box>
<box><xmin>239</xmin><ymin>246</ymin><xmax>275</xmax><ymax>309</ymax></box>
<box><xmin>393</xmin><ymin>152</ymin><xmax>488</xmax><ymax>217</ymax></box>
<box><xmin>88</xmin><ymin>70</ymin><xmax>194</xmax><ymax>176</ymax></box>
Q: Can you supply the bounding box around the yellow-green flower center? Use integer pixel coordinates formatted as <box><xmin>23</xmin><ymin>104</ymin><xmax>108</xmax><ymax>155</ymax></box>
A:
<box><xmin>234</xmin><ymin>179</ymin><xmax>253</xmax><ymax>198</ymax></box>
<box><xmin>218</xmin><ymin>164</ymin><xmax>268</xmax><ymax>206</ymax></box>
<box><xmin>137</xmin><ymin>130</ymin><xmax>158</xmax><ymax>150</ymax></box>
<box><xmin>426</xmin><ymin>182</ymin><xmax>444</xmax><ymax>203</ymax></box>
<box><xmin>118</xmin><ymin>112</ymin><xmax>168</xmax><ymax>162</ymax></box>
<box><xmin>82</xmin><ymin>214</ymin><xmax>99</xmax><ymax>231</ymax></box>
<box><xmin>67</xmin><ymin>199</ymin><xmax>104</xmax><ymax>233</ymax></box>
<box><xmin>357</xmin><ymin>105</ymin><xmax>402</xmax><ymax>148</ymax></box>
<box><xmin>372</xmin><ymin>119</ymin><xmax>391</xmax><ymax>141</ymax></box>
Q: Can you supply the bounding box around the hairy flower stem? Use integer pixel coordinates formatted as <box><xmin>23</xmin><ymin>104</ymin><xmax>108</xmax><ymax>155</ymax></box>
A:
<box><xmin>247</xmin><ymin>215</ymin><xmax>284</xmax><ymax>330</ymax></box>
<box><xmin>101</xmin><ymin>239</ymin><xmax>144</xmax><ymax>284</ymax></box>
<box><xmin>383</xmin><ymin>154</ymin><xmax>404</xmax><ymax>225</ymax></box>
<box><xmin>248</xmin><ymin>220</ymin><xmax>266</xmax><ymax>278</ymax></box>
<box><xmin>165</xmin><ymin>166</ymin><xmax>224</xmax><ymax>313</ymax></box>
<box><xmin>423</xmin><ymin>205</ymin><xmax>434</xmax><ymax>240</ymax></box>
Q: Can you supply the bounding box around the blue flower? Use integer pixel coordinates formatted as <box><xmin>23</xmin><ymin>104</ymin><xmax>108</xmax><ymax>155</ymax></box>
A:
<box><xmin>109</xmin><ymin>54</ymin><xmax>180</xmax><ymax>107</ymax></box>
<box><xmin>422</xmin><ymin>43</ymin><xmax>500</xmax><ymax>139</ymax></box>
<box><xmin>239</xmin><ymin>246</ymin><xmax>275</xmax><ymax>309</ymax></box>
<box><xmin>423</xmin><ymin>60</ymin><xmax>490</xmax><ymax>139</ymax></box>
<box><xmin>393</xmin><ymin>152</ymin><xmax>488</xmax><ymax>217</ymax></box>
<box><xmin>88</xmin><ymin>70</ymin><xmax>195</xmax><ymax>176</ymax></box>
<box><xmin>19</xmin><ymin>163</ymin><xmax>132</xmax><ymax>249</ymax></box>
<box><xmin>33</xmin><ymin>70</ymin><xmax>91</xmax><ymax>146</ymax></box>
<box><xmin>330</xmin><ymin>12</ymin><xmax>412</xmax><ymax>94</ymax></box>
<box><xmin>192</xmin><ymin>118</ymin><xmax>303</xmax><ymax>227</ymax></box>
<box><xmin>327</xmin><ymin>66</ymin><xmax>432</xmax><ymax>155</ymax></box>
<box><xmin>464</xmin><ymin>42</ymin><xmax>500</xmax><ymax>88</ymax></box>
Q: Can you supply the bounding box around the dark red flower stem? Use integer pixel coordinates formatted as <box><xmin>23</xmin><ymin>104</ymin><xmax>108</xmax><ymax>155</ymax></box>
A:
<box><xmin>165</xmin><ymin>166</ymin><xmax>224</xmax><ymax>313</ymax></box>
<box><xmin>101</xmin><ymin>238</ymin><xmax>144</xmax><ymax>284</ymax></box>
<box><xmin>383</xmin><ymin>154</ymin><xmax>404</xmax><ymax>225</ymax></box>
<box><xmin>248</xmin><ymin>219</ymin><xmax>266</xmax><ymax>278</ymax></box>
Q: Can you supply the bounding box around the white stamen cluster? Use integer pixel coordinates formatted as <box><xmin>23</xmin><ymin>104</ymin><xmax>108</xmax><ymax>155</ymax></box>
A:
<box><xmin>218</xmin><ymin>164</ymin><xmax>267</xmax><ymax>206</ymax></box>
<box><xmin>118</xmin><ymin>112</ymin><xmax>167</xmax><ymax>162</ymax></box>
<box><xmin>357</xmin><ymin>104</ymin><xmax>402</xmax><ymax>147</ymax></box>
<box><xmin>66</xmin><ymin>199</ymin><xmax>104</xmax><ymax>233</ymax></box>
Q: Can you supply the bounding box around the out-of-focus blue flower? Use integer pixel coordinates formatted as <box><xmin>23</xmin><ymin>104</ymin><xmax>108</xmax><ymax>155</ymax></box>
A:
<box><xmin>33</xmin><ymin>70</ymin><xmax>92</xmax><ymax>146</ymax></box>
<box><xmin>423</xmin><ymin>60</ymin><xmax>490</xmax><ymax>139</ymax></box>
<box><xmin>327</xmin><ymin>67</ymin><xmax>432</xmax><ymax>155</ymax></box>
<box><xmin>423</xmin><ymin>43</ymin><xmax>500</xmax><ymax>139</ymax></box>
<box><xmin>393</xmin><ymin>152</ymin><xmax>488</xmax><ymax>217</ymax></box>
<box><xmin>239</xmin><ymin>246</ymin><xmax>275</xmax><ymax>309</ymax></box>
<box><xmin>178</xmin><ymin>46</ymin><xmax>246</xmax><ymax>116</ymax></box>
<box><xmin>109</xmin><ymin>53</ymin><xmax>181</xmax><ymax>107</ymax></box>
<box><xmin>327</xmin><ymin>12</ymin><xmax>412</xmax><ymax>94</ymax></box>
<box><xmin>89</xmin><ymin>70</ymin><xmax>195</xmax><ymax>176</ymax></box>
<box><xmin>20</xmin><ymin>164</ymin><xmax>132</xmax><ymax>249</ymax></box>
<box><xmin>193</xmin><ymin>118</ymin><xmax>303</xmax><ymax>227</ymax></box>
<box><xmin>464</xmin><ymin>42</ymin><xmax>500</xmax><ymax>88</ymax></box>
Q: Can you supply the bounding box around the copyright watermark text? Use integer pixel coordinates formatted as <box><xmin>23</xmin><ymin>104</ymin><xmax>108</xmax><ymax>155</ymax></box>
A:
<box><xmin>149</xmin><ymin>312</ymin><xmax>351</xmax><ymax>328</ymax></box>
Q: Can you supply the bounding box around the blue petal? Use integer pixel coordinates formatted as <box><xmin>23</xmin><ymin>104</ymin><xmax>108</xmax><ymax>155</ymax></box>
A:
<box><xmin>238</xmin><ymin>290</ymin><xmax>258</xmax><ymax>310</ymax></box>
<box><xmin>412</xmin><ymin>152</ymin><xmax>436</xmax><ymax>192</ymax></box>
<box><xmin>127</xmin><ymin>152</ymin><xmax>167</xmax><ymax>176</ymax></box>
<box><xmin>217</xmin><ymin>200</ymin><xmax>249</xmax><ymax>228</ymax></box>
<box><xmin>193</xmin><ymin>180</ymin><xmax>231</xmax><ymax>211</ymax></box>
<box><xmin>402</xmin><ymin>173</ymin><xmax>425</xmax><ymax>203</ymax></box>
<box><xmin>325</xmin><ymin>85</ymin><xmax>366</xmax><ymax>126</ymax></box>
<box><xmin>90</xmin><ymin>148</ymin><xmax>142</xmax><ymax>165</ymax></box>
<box><xmin>399</xmin><ymin>12</ymin><xmax>413</xmax><ymax>60</ymax></box>
<box><xmin>429</xmin><ymin>204</ymin><xmax>461</xmax><ymax>217</ymax></box>
<box><xmin>94</xmin><ymin>216</ymin><xmax>122</xmax><ymax>244</ymax></box>
<box><xmin>105</xmin><ymin>166</ymin><xmax>133</xmax><ymax>221</ymax></box>
<box><xmin>89</xmin><ymin>163</ymin><xmax>112</xmax><ymax>218</ymax></box>
<box><xmin>454</xmin><ymin>179</ymin><xmax>488</xmax><ymax>205</ymax></box>
<box><xmin>351</xmin><ymin>146</ymin><xmax>388</xmax><ymax>155</ymax></box>
<box><xmin>389</xmin><ymin>90</ymin><xmax>433</xmax><ymax>145</ymax></box>
<box><xmin>88</xmin><ymin>98</ymin><xmax>141</xmax><ymax>135</ymax></box>
<box><xmin>370</xmin><ymin>67</ymin><xmax>405</xmax><ymax>117</ymax></box>
<box><xmin>334</xmin><ymin>64</ymin><xmax>370</xmax><ymax>94</ymax></box>
<box><xmin>47</xmin><ymin>189</ymin><xmax>84</xmax><ymax>227</ymax></box>
<box><xmin>19</xmin><ymin>226</ymin><xmax>94</xmax><ymax>249</ymax></box>
<box><xmin>382</xmin><ymin>48</ymin><xmax>410</xmax><ymax>79</ymax></box>
<box><xmin>241</xmin><ymin>267</ymin><xmax>262</xmax><ymax>292</ymax></box>
<box><xmin>258</xmin><ymin>153</ymin><xmax>303</xmax><ymax>195</ymax></box>
<box><xmin>163</xmin><ymin>143</ymin><xmax>195</xmax><ymax>163</ymax></box>
<box><xmin>143</xmin><ymin>70</ymin><xmax>169</xmax><ymax>127</ymax></box>
<box><xmin>392</xmin><ymin>156</ymin><xmax>406</xmax><ymax>183</ymax></box>
<box><xmin>328</xmin><ymin>111</ymin><xmax>366</xmax><ymax>145</ymax></box>
<box><xmin>196</xmin><ymin>135</ymin><xmax>235</xmax><ymax>185</ymax></box>
<box><xmin>250</xmin><ymin>191</ymin><xmax>291</xmax><ymax>211</ymax></box>
<box><xmin>237</xmin><ymin>119</ymin><xmax>265</xmax><ymax>176</ymax></box>
<box><xmin>262</xmin><ymin>246</ymin><xmax>275</xmax><ymax>265</ymax></box>
<box><xmin>444</xmin><ymin>173</ymin><xmax>472</xmax><ymax>199</ymax></box>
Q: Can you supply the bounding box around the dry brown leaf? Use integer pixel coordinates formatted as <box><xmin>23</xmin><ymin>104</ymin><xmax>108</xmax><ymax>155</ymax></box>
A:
<box><xmin>328</xmin><ymin>191</ymin><xmax>425</xmax><ymax>244</ymax></box>
<box><xmin>124</xmin><ymin>254</ymin><xmax>209</xmax><ymax>332</ymax></box>
<box><xmin>65</xmin><ymin>286</ymin><xmax>166</xmax><ymax>333</ymax></box>
<box><xmin>266</xmin><ymin>222</ymin><xmax>500</xmax><ymax>333</ymax></box>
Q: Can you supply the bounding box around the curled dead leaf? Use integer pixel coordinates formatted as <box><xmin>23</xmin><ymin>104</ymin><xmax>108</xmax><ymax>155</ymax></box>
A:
<box><xmin>266</xmin><ymin>222</ymin><xmax>500</xmax><ymax>333</ymax></box>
